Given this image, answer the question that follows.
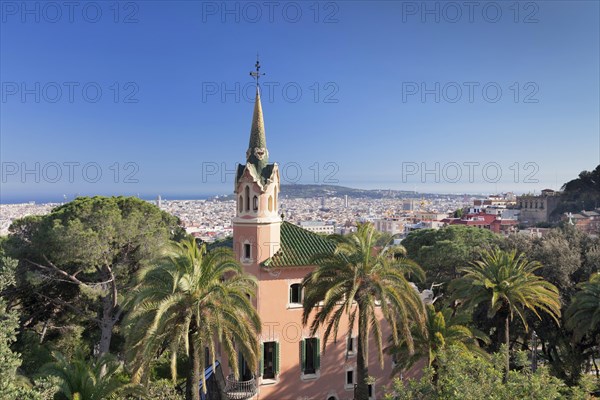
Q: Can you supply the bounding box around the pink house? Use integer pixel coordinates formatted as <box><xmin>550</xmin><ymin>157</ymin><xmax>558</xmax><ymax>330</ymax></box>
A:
<box><xmin>218</xmin><ymin>80</ymin><xmax>410</xmax><ymax>400</ymax></box>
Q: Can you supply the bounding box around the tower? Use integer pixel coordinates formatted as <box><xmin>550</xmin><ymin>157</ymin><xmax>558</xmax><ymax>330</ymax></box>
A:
<box><xmin>232</xmin><ymin>59</ymin><xmax>281</xmax><ymax>275</ymax></box>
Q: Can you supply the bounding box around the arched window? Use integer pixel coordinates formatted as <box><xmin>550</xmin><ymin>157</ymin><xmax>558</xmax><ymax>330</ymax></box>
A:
<box><xmin>238</xmin><ymin>195</ymin><xmax>243</xmax><ymax>213</ymax></box>
<box><xmin>289</xmin><ymin>283</ymin><xmax>302</xmax><ymax>304</ymax></box>
<box><xmin>253</xmin><ymin>195</ymin><xmax>258</xmax><ymax>211</ymax></box>
<box><xmin>268</xmin><ymin>196</ymin><xmax>273</xmax><ymax>212</ymax></box>
<box><xmin>274</xmin><ymin>187</ymin><xmax>278</xmax><ymax>211</ymax></box>
<box><xmin>245</xmin><ymin>186</ymin><xmax>250</xmax><ymax>212</ymax></box>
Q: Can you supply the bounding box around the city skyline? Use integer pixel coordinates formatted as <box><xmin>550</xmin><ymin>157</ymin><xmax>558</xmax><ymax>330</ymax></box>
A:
<box><xmin>1</xmin><ymin>1</ymin><xmax>599</xmax><ymax>203</ymax></box>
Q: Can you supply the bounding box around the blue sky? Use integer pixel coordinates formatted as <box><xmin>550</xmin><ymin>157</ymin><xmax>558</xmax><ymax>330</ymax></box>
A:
<box><xmin>1</xmin><ymin>1</ymin><xmax>599</xmax><ymax>203</ymax></box>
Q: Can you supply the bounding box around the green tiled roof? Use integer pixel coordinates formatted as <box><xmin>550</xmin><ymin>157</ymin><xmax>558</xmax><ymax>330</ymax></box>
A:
<box><xmin>262</xmin><ymin>221</ymin><xmax>336</xmax><ymax>268</ymax></box>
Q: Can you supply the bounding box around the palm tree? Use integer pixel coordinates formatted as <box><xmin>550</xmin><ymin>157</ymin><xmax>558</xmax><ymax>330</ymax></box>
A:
<box><xmin>124</xmin><ymin>237</ymin><xmax>261</xmax><ymax>400</ymax></box>
<box><xmin>41</xmin><ymin>351</ymin><xmax>142</xmax><ymax>400</ymax></box>
<box><xmin>450</xmin><ymin>249</ymin><xmax>561</xmax><ymax>378</ymax></box>
<box><xmin>566</xmin><ymin>273</ymin><xmax>600</xmax><ymax>341</ymax></box>
<box><xmin>302</xmin><ymin>223</ymin><xmax>426</xmax><ymax>400</ymax></box>
<box><xmin>387</xmin><ymin>304</ymin><xmax>489</xmax><ymax>376</ymax></box>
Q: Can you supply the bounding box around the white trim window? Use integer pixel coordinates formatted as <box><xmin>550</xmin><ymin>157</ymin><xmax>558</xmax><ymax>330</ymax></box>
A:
<box><xmin>344</xmin><ymin>367</ymin><xmax>355</xmax><ymax>389</ymax></box>
<box><xmin>300</xmin><ymin>337</ymin><xmax>321</xmax><ymax>379</ymax></box>
<box><xmin>289</xmin><ymin>283</ymin><xmax>303</xmax><ymax>308</ymax></box>
<box><xmin>260</xmin><ymin>341</ymin><xmax>280</xmax><ymax>384</ymax></box>
<box><xmin>242</xmin><ymin>241</ymin><xmax>253</xmax><ymax>264</ymax></box>
<box><xmin>346</xmin><ymin>336</ymin><xmax>357</xmax><ymax>357</ymax></box>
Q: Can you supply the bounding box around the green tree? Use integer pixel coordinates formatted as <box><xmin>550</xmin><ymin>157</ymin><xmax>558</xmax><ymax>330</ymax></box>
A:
<box><xmin>6</xmin><ymin>196</ymin><xmax>183</xmax><ymax>357</ymax></box>
<box><xmin>402</xmin><ymin>226</ymin><xmax>502</xmax><ymax>286</ymax></box>
<box><xmin>451</xmin><ymin>249</ymin><xmax>561</xmax><ymax>378</ymax></box>
<box><xmin>502</xmin><ymin>226</ymin><xmax>600</xmax><ymax>384</ymax></box>
<box><xmin>555</xmin><ymin>164</ymin><xmax>600</xmax><ymax>214</ymax></box>
<box><xmin>125</xmin><ymin>237</ymin><xmax>260</xmax><ymax>400</ymax></box>
<box><xmin>0</xmin><ymin>246</ymin><xmax>37</xmax><ymax>399</ymax></box>
<box><xmin>452</xmin><ymin>208</ymin><xmax>464</xmax><ymax>218</ymax></box>
<box><xmin>0</xmin><ymin>286</ymin><xmax>22</xmax><ymax>399</ymax></box>
<box><xmin>384</xmin><ymin>346</ymin><xmax>592</xmax><ymax>400</ymax></box>
<box><xmin>41</xmin><ymin>351</ymin><xmax>141</xmax><ymax>400</ymax></box>
<box><xmin>566</xmin><ymin>273</ymin><xmax>600</xmax><ymax>341</ymax></box>
<box><xmin>302</xmin><ymin>223</ymin><xmax>426</xmax><ymax>400</ymax></box>
<box><xmin>388</xmin><ymin>304</ymin><xmax>488</xmax><ymax>377</ymax></box>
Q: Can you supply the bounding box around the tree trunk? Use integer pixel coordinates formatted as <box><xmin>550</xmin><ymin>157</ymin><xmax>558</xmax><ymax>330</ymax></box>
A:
<box><xmin>504</xmin><ymin>315</ymin><xmax>510</xmax><ymax>382</ymax></box>
<box><xmin>98</xmin><ymin>294</ymin><xmax>116</xmax><ymax>356</ymax></box>
<box><xmin>98</xmin><ymin>265</ymin><xmax>121</xmax><ymax>358</ymax></box>
<box><xmin>356</xmin><ymin>307</ymin><xmax>369</xmax><ymax>400</ymax></box>
<box><xmin>186</xmin><ymin>330</ymin><xmax>201</xmax><ymax>400</ymax></box>
<box><xmin>39</xmin><ymin>320</ymin><xmax>48</xmax><ymax>344</ymax></box>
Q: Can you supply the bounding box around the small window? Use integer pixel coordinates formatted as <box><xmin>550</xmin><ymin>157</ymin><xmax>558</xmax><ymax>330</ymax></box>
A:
<box><xmin>345</xmin><ymin>369</ymin><xmax>354</xmax><ymax>388</ymax></box>
<box><xmin>347</xmin><ymin>337</ymin><xmax>356</xmax><ymax>355</ymax></box>
<box><xmin>268</xmin><ymin>196</ymin><xmax>273</xmax><ymax>212</ymax></box>
<box><xmin>261</xmin><ymin>341</ymin><xmax>279</xmax><ymax>380</ymax></box>
<box><xmin>253</xmin><ymin>195</ymin><xmax>258</xmax><ymax>211</ymax></box>
<box><xmin>300</xmin><ymin>338</ymin><xmax>320</xmax><ymax>375</ymax></box>
<box><xmin>238</xmin><ymin>196</ymin><xmax>243</xmax><ymax>213</ymax></box>
<box><xmin>245</xmin><ymin>186</ymin><xmax>250</xmax><ymax>211</ymax></box>
<box><xmin>290</xmin><ymin>284</ymin><xmax>302</xmax><ymax>304</ymax></box>
<box><xmin>368</xmin><ymin>384</ymin><xmax>374</xmax><ymax>399</ymax></box>
<box><xmin>244</xmin><ymin>243</ymin><xmax>251</xmax><ymax>259</ymax></box>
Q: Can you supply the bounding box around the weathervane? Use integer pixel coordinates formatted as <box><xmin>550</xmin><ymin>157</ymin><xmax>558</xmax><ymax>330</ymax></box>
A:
<box><xmin>249</xmin><ymin>53</ymin><xmax>265</xmax><ymax>86</ymax></box>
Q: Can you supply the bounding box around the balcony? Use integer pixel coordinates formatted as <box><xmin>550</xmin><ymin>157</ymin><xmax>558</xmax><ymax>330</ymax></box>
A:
<box><xmin>224</xmin><ymin>374</ymin><xmax>257</xmax><ymax>400</ymax></box>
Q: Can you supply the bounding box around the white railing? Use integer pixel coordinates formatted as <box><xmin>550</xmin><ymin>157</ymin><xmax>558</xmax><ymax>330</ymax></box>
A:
<box><xmin>224</xmin><ymin>374</ymin><xmax>257</xmax><ymax>400</ymax></box>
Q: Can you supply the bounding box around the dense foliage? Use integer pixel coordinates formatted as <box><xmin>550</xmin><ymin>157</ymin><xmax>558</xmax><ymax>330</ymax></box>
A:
<box><xmin>451</xmin><ymin>249</ymin><xmax>561</xmax><ymax>377</ymax></box>
<box><xmin>384</xmin><ymin>346</ymin><xmax>593</xmax><ymax>400</ymax></box>
<box><xmin>125</xmin><ymin>237</ymin><xmax>260</xmax><ymax>400</ymax></box>
<box><xmin>402</xmin><ymin>225</ymin><xmax>502</xmax><ymax>286</ymax></box>
<box><xmin>1</xmin><ymin>188</ymin><xmax>600</xmax><ymax>399</ymax></box>
<box><xmin>555</xmin><ymin>164</ymin><xmax>600</xmax><ymax>215</ymax></box>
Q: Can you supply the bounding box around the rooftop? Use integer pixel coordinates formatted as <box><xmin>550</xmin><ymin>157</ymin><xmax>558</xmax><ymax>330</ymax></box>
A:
<box><xmin>262</xmin><ymin>221</ymin><xmax>336</xmax><ymax>268</ymax></box>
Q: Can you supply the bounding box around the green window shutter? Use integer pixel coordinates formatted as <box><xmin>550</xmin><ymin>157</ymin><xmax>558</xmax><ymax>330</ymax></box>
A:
<box><xmin>259</xmin><ymin>343</ymin><xmax>264</xmax><ymax>376</ymax></box>
<box><xmin>315</xmin><ymin>338</ymin><xmax>321</xmax><ymax>370</ymax></box>
<box><xmin>300</xmin><ymin>339</ymin><xmax>306</xmax><ymax>373</ymax></box>
<box><xmin>275</xmin><ymin>342</ymin><xmax>280</xmax><ymax>375</ymax></box>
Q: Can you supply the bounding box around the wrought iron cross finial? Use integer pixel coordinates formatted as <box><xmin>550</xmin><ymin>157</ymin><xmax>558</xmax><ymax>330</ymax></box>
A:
<box><xmin>249</xmin><ymin>53</ymin><xmax>265</xmax><ymax>85</ymax></box>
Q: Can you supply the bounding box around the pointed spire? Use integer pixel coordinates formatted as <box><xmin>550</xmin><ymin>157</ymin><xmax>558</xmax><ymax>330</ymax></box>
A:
<box><xmin>246</xmin><ymin>58</ymin><xmax>269</xmax><ymax>172</ymax></box>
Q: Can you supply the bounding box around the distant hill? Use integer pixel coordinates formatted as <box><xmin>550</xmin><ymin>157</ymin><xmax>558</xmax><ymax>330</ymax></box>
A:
<box><xmin>279</xmin><ymin>184</ymin><xmax>417</xmax><ymax>199</ymax></box>
<box><xmin>213</xmin><ymin>184</ymin><xmax>474</xmax><ymax>201</ymax></box>
<box><xmin>552</xmin><ymin>164</ymin><xmax>600</xmax><ymax>215</ymax></box>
